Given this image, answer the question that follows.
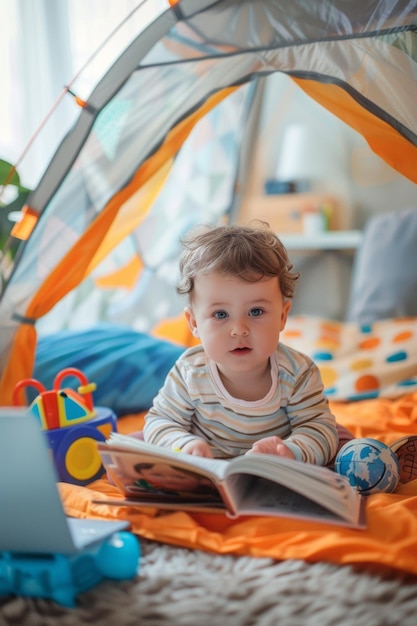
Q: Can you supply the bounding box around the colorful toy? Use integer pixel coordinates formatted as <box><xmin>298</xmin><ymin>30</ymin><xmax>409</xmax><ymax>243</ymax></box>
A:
<box><xmin>335</xmin><ymin>438</ymin><xmax>400</xmax><ymax>496</ymax></box>
<box><xmin>13</xmin><ymin>368</ymin><xmax>117</xmax><ymax>485</ymax></box>
<box><xmin>0</xmin><ymin>531</ymin><xmax>140</xmax><ymax>607</ymax></box>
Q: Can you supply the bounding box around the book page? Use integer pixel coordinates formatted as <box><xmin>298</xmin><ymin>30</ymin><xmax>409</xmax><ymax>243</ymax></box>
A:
<box><xmin>100</xmin><ymin>449</ymin><xmax>225</xmax><ymax>502</ymax></box>
<box><xmin>225</xmin><ymin>454</ymin><xmax>362</xmax><ymax>523</ymax></box>
<box><xmin>102</xmin><ymin>433</ymin><xmax>230</xmax><ymax>481</ymax></box>
<box><xmin>233</xmin><ymin>475</ymin><xmax>365</xmax><ymax>527</ymax></box>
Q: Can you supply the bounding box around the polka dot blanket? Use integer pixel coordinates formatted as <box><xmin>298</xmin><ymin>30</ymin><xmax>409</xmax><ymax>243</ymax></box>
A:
<box><xmin>281</xmin><ymin>316</ymin><xmax>417</xmax><ymax>401</ymax></box>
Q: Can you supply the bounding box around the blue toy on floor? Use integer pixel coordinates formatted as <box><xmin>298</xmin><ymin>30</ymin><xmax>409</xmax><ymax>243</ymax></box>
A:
<box><xmin>0</xmin><ymin>531</ymin><xmax>140</xmax><ymax>607</ymax></box>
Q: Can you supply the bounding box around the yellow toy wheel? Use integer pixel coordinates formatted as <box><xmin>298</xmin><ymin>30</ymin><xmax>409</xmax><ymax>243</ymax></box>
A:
<box><xmin>55</xmin><ymin>424</ymin><xmax>106</xmax><ymax>485</ymax></box>
<box><xmin>65</xmin><ymin>436</ymin><xmax>103</xmax><ymax>481</ymax></box>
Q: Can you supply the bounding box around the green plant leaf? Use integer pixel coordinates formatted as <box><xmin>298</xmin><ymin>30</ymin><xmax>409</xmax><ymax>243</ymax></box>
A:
<box><xmin>0</xmin><ymin>159</ymin><xmax>21</xmax><ymax>188</ymax></box>
<box><xmin>0</xmin><ymin>159</ymin><xmax>30</xmax><ymax>194</ymax></box>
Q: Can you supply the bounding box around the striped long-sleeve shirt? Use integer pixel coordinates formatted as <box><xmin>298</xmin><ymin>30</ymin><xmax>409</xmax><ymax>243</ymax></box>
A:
<box><xmin>143</xmin><ymin>344</ymin><xmax>338</xmax><ymax>464</ymax></box>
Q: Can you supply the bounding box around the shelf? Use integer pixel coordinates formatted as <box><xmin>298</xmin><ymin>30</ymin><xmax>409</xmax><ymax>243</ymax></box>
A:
<box><xmin>279</xmin><ymin>230</ymin><xmax>362</xmax><ymax>251</ymax></box>
<box><xmin>238</xmin><ymin>192</ymin><xmax>339</xmax><ymax>234</ymax></box>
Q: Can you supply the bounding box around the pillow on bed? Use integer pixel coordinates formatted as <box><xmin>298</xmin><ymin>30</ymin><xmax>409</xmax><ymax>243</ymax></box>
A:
<box><xmin>282</xmin><ymin>315</ymin><xmax>417</xmax><ymax>401</ymax></box>
<box><xmin>34</xmin><ymin>324</ymin><xmax>185</xmax><ymax>416</ymax></box>
<box><xmin>347</xmin><ymin>208</ymin><xmax>417</xmax><ymax>324</ymax></box>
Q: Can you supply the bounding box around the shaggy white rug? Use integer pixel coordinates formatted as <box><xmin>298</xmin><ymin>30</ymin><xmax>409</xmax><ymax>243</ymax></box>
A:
<box><xmin>1</xmin><ymin>539</ymin><xmax>417</xmax><ymax>626</ymax></box>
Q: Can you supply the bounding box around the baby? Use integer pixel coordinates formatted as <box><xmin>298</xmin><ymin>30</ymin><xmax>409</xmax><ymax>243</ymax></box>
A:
<box><xmin>143</xmin><ymin>222</ymin><xmax>341</xmax><ymax>464</ymax></box>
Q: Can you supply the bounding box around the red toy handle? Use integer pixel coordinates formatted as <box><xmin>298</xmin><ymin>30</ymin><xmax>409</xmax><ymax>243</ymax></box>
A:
<box><xmin>53</xmin><ymin>368</ymin><xmax>95</xmax><ymax>411</ymax></box>
<box><xmin>53</xmin><ymin>368</ymin><xmax>89</xmax><ymax>389</ymax></box>
<box><xmin>12</xmin><ymin>378</ymin><xmax>46</xmax><ymax>406</ymax></box>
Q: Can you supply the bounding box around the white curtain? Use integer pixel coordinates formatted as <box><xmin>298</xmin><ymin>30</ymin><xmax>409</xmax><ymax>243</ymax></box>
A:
<box><xmin>1</xmin><ymin>0</ymin><xmax>163</xmax><ymax>190</ymax></box>
<box><xmin>16</xmin><ymin>0</ymin><xmax>76</xmax><ymax>188</ymax></box>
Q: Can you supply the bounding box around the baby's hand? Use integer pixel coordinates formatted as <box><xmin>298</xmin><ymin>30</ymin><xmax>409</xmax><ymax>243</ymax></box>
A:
<box><xmin>181</xmin><ymin>439</ymin><xmax>213</xmax><ymax>458</ymax></box>
<box><xmin>246</xmin><ymin>436</ymin><xmax>295</xmax><ymax>459</ymax></box>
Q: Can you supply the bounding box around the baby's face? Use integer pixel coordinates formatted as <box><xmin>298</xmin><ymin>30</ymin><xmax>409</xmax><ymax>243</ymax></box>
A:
<box><xmin>185</xmin><ymin>271</ymin><xmax>290</xmax><ymax>379</ymax></box>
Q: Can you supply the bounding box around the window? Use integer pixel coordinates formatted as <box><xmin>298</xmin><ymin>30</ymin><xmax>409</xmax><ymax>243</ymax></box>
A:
<box><xmin>1</xmin><ymin>0</ymin><xmax>165</xmax><ymax>189</ymax></box>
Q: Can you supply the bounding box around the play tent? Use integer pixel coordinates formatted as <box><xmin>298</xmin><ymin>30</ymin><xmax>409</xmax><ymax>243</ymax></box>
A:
<box><xmin>1</xmin><ymin>0</ymin><xmax>417</xmax><ymax>404</ymax></box>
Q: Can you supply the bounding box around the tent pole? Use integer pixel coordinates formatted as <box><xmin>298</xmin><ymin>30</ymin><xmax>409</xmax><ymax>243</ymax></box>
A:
<box><xmin>229</xmin><ymin>78</ymin><xmax>266</xmax><ymax>225</ymax></box>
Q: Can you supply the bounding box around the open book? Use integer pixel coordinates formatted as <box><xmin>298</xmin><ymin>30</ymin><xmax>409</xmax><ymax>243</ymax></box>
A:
<box><xmin>96</xmin><ymin>433</ymin><xmax>366</xmax><ymax>528</ymax></box>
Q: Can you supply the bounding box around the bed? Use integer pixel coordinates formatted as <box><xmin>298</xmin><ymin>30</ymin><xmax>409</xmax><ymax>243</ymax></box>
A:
<box><xmin>2</xmin><ymin>209</ymin><xmax>417</xmax><ymax>624</ymax></box>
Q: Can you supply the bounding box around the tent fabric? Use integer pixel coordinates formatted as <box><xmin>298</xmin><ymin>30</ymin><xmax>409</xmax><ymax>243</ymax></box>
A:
<box><xmin>60</xmin><ymin>391</ymin><xmax>417</xmax><ymax>576</ymax></box>
<box><xmin>2</xmin><ymin>0</ymin><xmax>417</xmax><ymax>399</ymax></box>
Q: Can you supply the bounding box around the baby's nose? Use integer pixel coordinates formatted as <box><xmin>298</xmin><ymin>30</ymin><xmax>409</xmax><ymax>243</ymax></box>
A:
<box><xmin>230</xmin><ymin>321</ymin><xmax>249</xmax><ymax>337</ymax></box>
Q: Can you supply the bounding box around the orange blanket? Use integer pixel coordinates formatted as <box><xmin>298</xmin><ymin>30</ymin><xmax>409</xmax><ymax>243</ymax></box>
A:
<box><xmin>61</xmin><ymin>392</ymin><xmax>417</xmax><ymax>575</ymax></box>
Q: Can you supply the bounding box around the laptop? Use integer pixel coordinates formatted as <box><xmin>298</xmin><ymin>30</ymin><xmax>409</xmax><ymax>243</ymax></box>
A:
<box><xmin>0</xmin><ymin>408</ymin><xmax>130</xmax><ymax>555</ymax></box>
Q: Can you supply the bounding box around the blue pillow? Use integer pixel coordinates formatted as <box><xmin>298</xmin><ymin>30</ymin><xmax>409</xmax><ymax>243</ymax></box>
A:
<box><xmin>34</xmin><ymin>324</ymin><xmax>185</xmax><ymax>416</ymax></box>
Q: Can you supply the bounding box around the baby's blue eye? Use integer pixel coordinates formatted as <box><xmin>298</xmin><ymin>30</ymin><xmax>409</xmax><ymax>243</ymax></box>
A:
<box><xmin>249</xmin><ymin>308</ymin><xmax>263</xmax><ymax>317</ymax></box>
<box><xmin>214</xmin><ymin>310</ymin><xmax>228</xmax><ymax>319</ymax></box>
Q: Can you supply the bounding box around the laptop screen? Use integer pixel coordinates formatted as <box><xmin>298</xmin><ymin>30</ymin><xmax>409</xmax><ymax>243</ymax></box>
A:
<box><xmin>0</xmin><ymin>408</ymin><xmax>128</xmax><ymax>554</ymax></box>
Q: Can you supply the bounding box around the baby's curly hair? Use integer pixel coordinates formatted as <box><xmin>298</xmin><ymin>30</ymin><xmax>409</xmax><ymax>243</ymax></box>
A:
<box><xmin>176</xmin><ymin>222</ymin><xmax>300</xmax><ymax>299</ymax></box>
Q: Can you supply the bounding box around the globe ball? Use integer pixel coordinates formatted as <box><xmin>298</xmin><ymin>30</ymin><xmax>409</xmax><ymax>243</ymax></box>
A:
<box><xmin>334</xmin><ymin>438</ymin><xmax>400</xmax><ymax>495</ymax></box>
